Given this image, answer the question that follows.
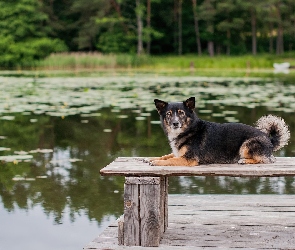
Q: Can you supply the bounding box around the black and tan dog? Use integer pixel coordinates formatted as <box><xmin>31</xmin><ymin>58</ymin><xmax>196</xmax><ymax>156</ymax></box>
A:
<box><xmin>147</xmin><ymin>97</ymin><xmax>290</xmax><ymax>166</ymax></box>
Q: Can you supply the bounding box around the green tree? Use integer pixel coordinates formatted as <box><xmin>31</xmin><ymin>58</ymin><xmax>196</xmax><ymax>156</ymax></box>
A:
<box><xmin>70</xmin><ymin>0</ymin><xmax>112</xmax><ymax>51</ymax></box>
<box><xmin>144</xmin><ymin>0</ymin><xmax>164</xmax><ymax>54</ymax></box>
<box><xmin>199</xmin><ymin>0</ymin><xmax>217</xmax><ymax>56</ymax></box>
<box><xmin>216</xmin><ymin>0</ymin><xmax>244</xmax><ymax>55</ymax></box>
<box><xmin>192</xmin><ymin>0</ymin><xmax>202</xmax><ymax>55</ymax></box>
<box><xmin>2</xmin><ymin>0</ymin><xmax>295</xmax><ymax>63</ymax></box>
<box><xmin>136</xmin><ymin>0</ymin><xmax>144</xmax><ymax>55</ymax></box>
<box><xmin>279</xmin><ymin>0</ymin><xmax>295</xmax><ymax>53</ymax></box>
<box><xmin>241</xmin><ymin>1</ymin><xmax>260</xmax><ymax>55</ymax></box>
<box><xmin>263</xmin><ymin>0</ymin><xmax>295</xmax><ymax>55</ymax></box>
<box><xmin>0</xmin><ymin>0</ymin><xmax>67</xmax><ymax>67</ymax></box>
<box><xmin>95</xmin><ymin>0</ymin><xmax>137</xmax><ymax>53</ymax></box>
<box><xmin>41</xmin><ymin>0</ymin><xmax>79</xmax><ymax>51</ymax></box>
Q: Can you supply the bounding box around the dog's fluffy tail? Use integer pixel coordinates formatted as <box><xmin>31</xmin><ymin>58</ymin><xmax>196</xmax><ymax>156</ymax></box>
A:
<box><xmin>255</xmin><ymin>115</ymin><xmax>290</xmax><ymax>151</ymax></box>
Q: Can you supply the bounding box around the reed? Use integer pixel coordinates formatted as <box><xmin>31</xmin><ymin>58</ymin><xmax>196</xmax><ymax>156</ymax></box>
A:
<box><xmin>37</xmin><ymin>52</ymin><xmax>295</xmax><ymax>71</ymax></box>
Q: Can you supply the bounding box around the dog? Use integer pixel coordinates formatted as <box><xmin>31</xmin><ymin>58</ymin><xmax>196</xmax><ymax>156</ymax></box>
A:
<box><xmin>147</xmin><ymin>97</ymin><xmax>290</xmax><ymax>166</ymax></box>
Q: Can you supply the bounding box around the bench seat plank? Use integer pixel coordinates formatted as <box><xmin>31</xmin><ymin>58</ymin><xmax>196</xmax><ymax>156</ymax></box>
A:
<box><xmin>100</xmin><ymin>157</ymin><xmax>295</xmax><ymax>177</ymax></box>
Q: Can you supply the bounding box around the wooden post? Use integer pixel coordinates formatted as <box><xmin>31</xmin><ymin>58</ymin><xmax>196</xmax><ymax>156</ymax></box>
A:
<box><xmin>140</xmin><ymin>178</ymin><xmax>161</xmax><ymax>246</ymax></box>
<box><xmin>160</xmin><ymin>177</ymin><xmax>165</xmax><ymax>235</ymax></box>
<box><xmin>117</xmin><ymin>215</ymin><xmax>124</xmax><ymax>245</ymax></box>
<box><xmin>123</xmin><ymin>178</ymin><xmax>140</xmax><ymax>246</ymax></box>
<box><xmin>160</xmin><ymin>176</ymin><xmax>168</xmax><ymax>234</ymax></box>
<box><xmin>121</xmin><ymin>177</ymin><xmax>168</xmax><ymax>247</ymax></box>
<box><xmin>164</xmin><ymin>177</ymin><xmax>168</xmax><ymax>231</ymax></box>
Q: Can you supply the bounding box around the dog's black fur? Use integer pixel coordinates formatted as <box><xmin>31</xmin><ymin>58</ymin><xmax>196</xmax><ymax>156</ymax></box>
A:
<box><xmin>148</xmin><ymin>97</ymin><xmax>290</xmax><ymax>166</ymax></box>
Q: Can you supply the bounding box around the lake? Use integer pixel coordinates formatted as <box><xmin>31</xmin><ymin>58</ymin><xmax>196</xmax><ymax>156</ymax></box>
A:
<box><xmin>0</xmin><ymin>76</ymin><xmax>295</xmax><ymax>250</ymax></box>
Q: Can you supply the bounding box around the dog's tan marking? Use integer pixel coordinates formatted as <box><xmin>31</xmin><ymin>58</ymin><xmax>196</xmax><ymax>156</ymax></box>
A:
<box><xmin>239</xmin><ymin>142</ymin><xmax>274</xmax><ymax>164</ymax></box>
<box><xmin>178</xmin><ymin>109</ymin><xmax>185</xmax><ymax>117</ymax></box>
<box><xmin>239</xmin><ymin>143</ymin><xmax>262</xmax><ymax>164</ymax></box>
<box><xmin>178</xmin><ymin>146</ymin><xmax>188</xmax><ymax>157</ymax></box>
<box><xmin>151</xmin><ymin>146</ymin><xmax>198</xmax><ymax>166</ymax></box>
<box><xmin>148</xmin><ymin>153</ymin><xmax>174</xmax><ymax>161</ymax></box>
<box><xmin>238</xmin><ymin>156</ymin><xmax>274</xmax><ymax>164</ymax></box>
<box><xmin>151</xmin><ymin>157</ymin><xmax>198</xmax><ymax>166</ymax></box>
<box><xmin>239</xmin><ymin>143</ymin><xmax>251</xmax><ymax>159</ymax></box>
<box><xmin>159</xmin><ymin>153</ymin><xmax>174</xmax><ymax>160</ymax></box>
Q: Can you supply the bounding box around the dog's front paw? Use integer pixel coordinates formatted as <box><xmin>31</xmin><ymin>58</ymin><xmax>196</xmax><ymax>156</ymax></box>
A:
<box><xmin>150</xmin><ymin>160</ymin><xmax>162</xmax><ymax>166</ymax></box>
<box><xmin>238</xmin><ymin>159</ymin><xmax>246</xmax><ymax>164</ymax></box>
<box><xmin>269</xmin><ymin>156</ymin><xmax>276</xmax><ymax>163</ymax></box>
<box><xmin>142</xmin><ymin>158</ymin><xmax>151</xmax><ymax>164</ymax></box>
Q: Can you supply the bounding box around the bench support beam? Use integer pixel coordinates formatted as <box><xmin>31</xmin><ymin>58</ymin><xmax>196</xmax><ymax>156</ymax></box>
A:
<box><xmin>119</xmin><ymin>176</ymin><xmax>168</xmax><ymax>246</ymax></box>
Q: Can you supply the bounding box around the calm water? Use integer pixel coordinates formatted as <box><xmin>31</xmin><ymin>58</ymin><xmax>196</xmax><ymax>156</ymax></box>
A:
<box><xmin>0</xmin><ymin>76</ymin><xmax>295</xmax><ymax>250</ymax></box>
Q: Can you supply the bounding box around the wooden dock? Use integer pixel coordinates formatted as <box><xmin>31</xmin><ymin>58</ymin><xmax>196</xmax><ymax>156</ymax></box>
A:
<box><xmin>100</xmin><ymin>157</ymin><xmax>295</xmax><ymax>177</ymax></box>
<box><xmin>84</xmin><ymin>194</ymin><xmax>295</xmax><ymax>249</ymax></box>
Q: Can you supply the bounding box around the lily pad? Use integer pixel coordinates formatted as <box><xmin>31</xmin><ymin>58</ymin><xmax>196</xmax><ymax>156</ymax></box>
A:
<box><xmin>136</xmin><ymin>117</ymin><xmax>146</xmax><ymax>120</ymax></box>
<box><xmin>36</xmin><ymin>175</ymin><xmax>48</xmax><ymax>179</ymax></box>
<box><xmin>29</xmin><ymin>148</ymin><xmax>53</xmax><ymax>153</ymax></box>
<box><xmin>150</xmin><ymin>120</ymin><xmax>161</xmax><ymax>124</ymax></box>
<box><xmin>0</xmin><ymin>155</ymin><xmax>33</xmax><ymax>162</ymax></box>
<box><xmin>14</xmin><ymin>151</ymin><xmax>29</xmax><ymax>155</ymax></box>
<box><xmin>117</xmin><ymin>115</ymin><xmax>128</xmax><ymax>119</ymax></box>
<box><xmin>1</xmin><ymin>116</ymin><xmax>15</xmax><ymax>120</ymax></box>
<box><xmin>0</xmin><ymin>147</ymin><xmax>10</xmax><ymax>151</ymax></box>
<box><xmin>69</xmin><ymin>158</ymin><xmax>83</xmax><ymax>162</ymax></box>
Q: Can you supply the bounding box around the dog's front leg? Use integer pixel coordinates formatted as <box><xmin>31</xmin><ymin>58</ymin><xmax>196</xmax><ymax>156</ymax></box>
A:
<box><xmin>151</xmin><ymin>157</ymin><xmax>198</xmax><ymax>167</ymax></box>
<box><xmin>143</xmin><ymin>153</ymin><xmax>174</xmax><ymax>163</ymax></box>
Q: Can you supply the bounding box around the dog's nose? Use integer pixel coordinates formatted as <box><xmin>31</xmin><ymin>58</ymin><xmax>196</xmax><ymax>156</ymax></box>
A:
<box><xmin>173</xmin><ymin>122</ymin><xmax>179</xmax><ymax>128</ymax></box>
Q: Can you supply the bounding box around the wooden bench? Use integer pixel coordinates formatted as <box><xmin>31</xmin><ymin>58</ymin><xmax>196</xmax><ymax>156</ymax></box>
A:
<box><xmin>100</xmin><ymin>157</ymin><xmax>295</xmax><ymax>247</ymax></box>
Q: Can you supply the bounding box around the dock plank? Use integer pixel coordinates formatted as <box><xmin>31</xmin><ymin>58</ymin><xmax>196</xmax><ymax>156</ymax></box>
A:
<box><xmin>100</xmin><ymin>157</ymin><xmax>295</xmax><ymax>177</ymax></box>
<box><xmin>84</xmin><ymin>195</ymin><xmax>295</xmax><ymax>249</ymax></box>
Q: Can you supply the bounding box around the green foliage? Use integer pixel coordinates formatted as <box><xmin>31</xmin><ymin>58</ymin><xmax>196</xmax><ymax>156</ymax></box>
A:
<box><xmin>97</xmin><ymin>30</ymin><xmax>135</xmax><ymax>53</ymax></box>
<box><xmin>1</xmin><ymin>0</ymin><xmax>295</xmax><ymax>69</ymax></box>
<box><xmin>0</xmin><ymin>0</ymin><xmax>67</xmax><ymax>68</ymax></box>
<box><xmin>0</xmin><ymin>36</ymin><xmax>67</xmax><ymax>68</ymax></box>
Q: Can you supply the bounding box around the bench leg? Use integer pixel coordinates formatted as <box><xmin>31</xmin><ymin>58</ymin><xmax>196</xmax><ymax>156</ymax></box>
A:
<box><xmin>120</xmin><ymin>176</ymin><xmax>168</xmax><ymax>247</ymax></box>
<box><xmin>163</xmin><ymin>176</ymin><xmax>168</xmax><ymax>232</ymax></box>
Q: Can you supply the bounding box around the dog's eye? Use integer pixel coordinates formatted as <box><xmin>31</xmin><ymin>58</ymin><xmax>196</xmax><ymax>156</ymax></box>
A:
<box><xmin>178</xmin><ymin>110</ymin><xmax>185</xmax><ymax>117</ymax></box>
<box><xmin>166</xmin><ymin>111</ymin><xmax>172</xmax><ymax>118</ymax></box>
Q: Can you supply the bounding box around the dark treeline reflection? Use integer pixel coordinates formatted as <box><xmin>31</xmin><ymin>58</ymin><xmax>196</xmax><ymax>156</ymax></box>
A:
<box><xmin>0</xmin><ymin>104</ymin><xmax>295</xmax><ymax>225</ymax></box>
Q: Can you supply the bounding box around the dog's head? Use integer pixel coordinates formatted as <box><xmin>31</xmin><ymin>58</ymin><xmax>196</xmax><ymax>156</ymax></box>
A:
<box><xmin>154</xmin><ymin>97</ymin><xmax>196</xmax><ymax>136</ymax></box>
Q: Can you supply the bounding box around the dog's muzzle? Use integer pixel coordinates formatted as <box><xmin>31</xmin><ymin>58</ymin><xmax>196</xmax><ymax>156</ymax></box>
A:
<box><xmin>172</xmin><ymin>122</ymin><xmax>180</xmax><ymax>129</ymax></box>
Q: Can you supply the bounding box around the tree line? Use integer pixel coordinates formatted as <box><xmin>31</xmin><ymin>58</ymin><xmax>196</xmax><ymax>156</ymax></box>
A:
<box><xmin>0</xmin><ymin>0</ymin><xmax>295</xmax><ymax>67</ymax></box>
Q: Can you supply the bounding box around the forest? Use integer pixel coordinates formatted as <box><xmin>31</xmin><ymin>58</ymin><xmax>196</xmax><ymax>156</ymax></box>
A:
<box><xmin>0</xmin><ymin>0</ymin><xmax>295</xmax><ymax>68</ymax></box>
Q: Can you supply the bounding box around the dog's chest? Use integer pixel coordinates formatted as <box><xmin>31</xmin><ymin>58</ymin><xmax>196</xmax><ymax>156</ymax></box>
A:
<box><xmin>168</xmin><ymin>132</ymin><xmax>180</xmax><ymax>157</ymax></box>
<box><xmin>169</xmin><ymin>140</ymin><xmax>179</xmax><ymax>157</ymax></box>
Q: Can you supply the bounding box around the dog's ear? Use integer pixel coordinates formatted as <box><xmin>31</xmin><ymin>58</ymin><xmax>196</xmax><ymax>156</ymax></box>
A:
<box><xmin>184</xmin><ymin>97</ymin><xmax>195</xmax><ymax>110</ymax></box>
<box><xmin>154</xmin><ymin>99</ymin><xmax>168</xmax><ymax>113</ymax></box>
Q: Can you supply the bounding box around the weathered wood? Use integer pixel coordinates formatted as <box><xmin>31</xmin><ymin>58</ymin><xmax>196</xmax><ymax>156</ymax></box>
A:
<box><xmin>164</xmin><ymin>177</ymin><xmax>168</xmax><ymax>231</ymax></box>
<box><xmin>100</xmin><ymin>157</ymin><xmax>295</xmax><ymax>177</ymax></box>
<box><xmin>123</xmin><ymin>177</ymin><xmax>165</xmax><ymax>246</ymax></box>
<box><xmin>125</xmin><ymin>177</ymin><xmax>161</xmax><ymax>185</ymax></box>
<box><xmin>159</xmin><ymin>177</ymin><xmax>165</xmax><ymax>235</ymax></box>
<box><xmin>95</xmin><ymin>157</ymin><xmax>295</xmax><ymax>248</ymax></box>
<box><xmin>123</xmin><ymin>178</ymin><xmax>140</xmax><ymax>246</ymax></box>
<box><xmin>140</xmin><ymin>180</ymin><xmax>161</xmax><ymax>247</ymax></box>
<box><xmin>84</xmin><ymin>195</ymin><xmax>295</xmax><ymax>250</ymax></box>
<box><xmin>117</xmin><ymin>215</ymin><xmax>124</xmax><ymax>245</ymax></box>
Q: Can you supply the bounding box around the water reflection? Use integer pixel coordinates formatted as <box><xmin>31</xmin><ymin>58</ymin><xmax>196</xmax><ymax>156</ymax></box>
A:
<box><xmin>0</xmin><ymin>77</ymin><xmax>295</xmax><ymax>249</ymax></box>
<box><xmin>1</xmin><ymin>106</ymin><xmax>294</xmax><ymax>217</ymax></box>
<box><xmin>0</xmin><ymin>201</ymin><xmax>115</xmax><ymax>250</ymax></box>
<box><xmin>169</xmin><ymin>176</ymin><xmax>295</xmax><ymax>194</ymax></box>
